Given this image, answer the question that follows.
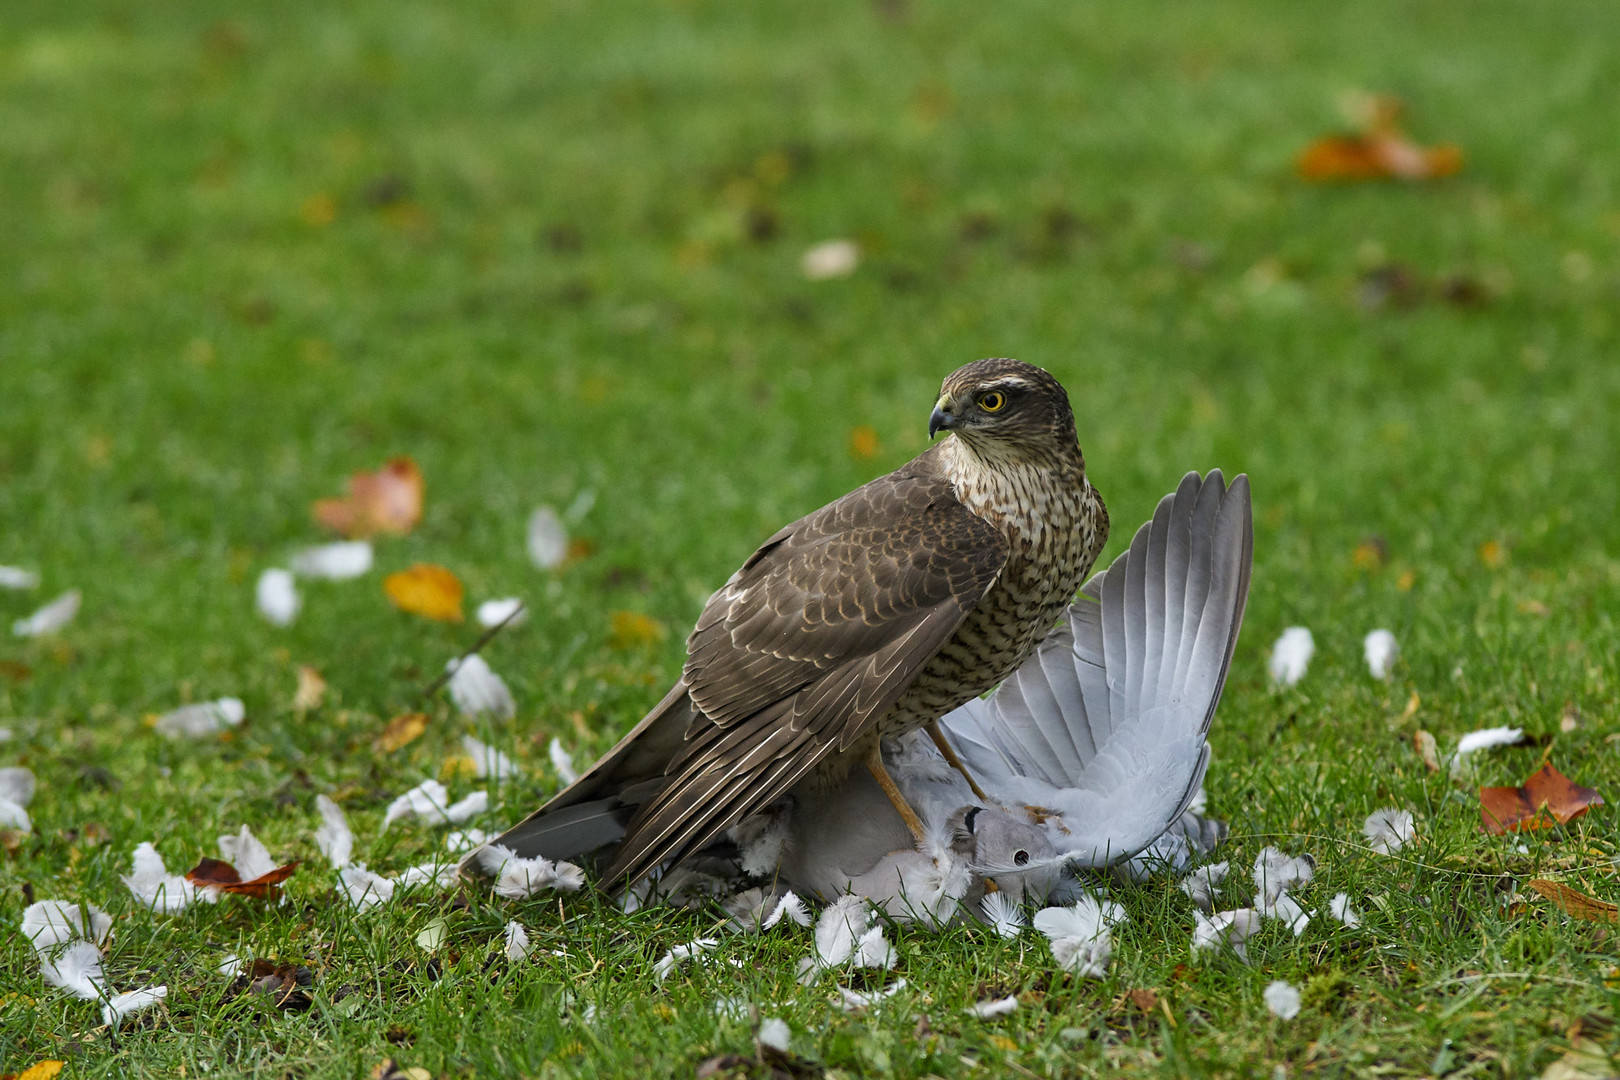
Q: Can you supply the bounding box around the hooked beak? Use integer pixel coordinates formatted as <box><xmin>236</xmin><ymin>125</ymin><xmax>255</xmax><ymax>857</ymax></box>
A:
<box><xmin>929</xmin><ymin>395</ymin><xmax>957</xmax><ymax>439</ymax></box>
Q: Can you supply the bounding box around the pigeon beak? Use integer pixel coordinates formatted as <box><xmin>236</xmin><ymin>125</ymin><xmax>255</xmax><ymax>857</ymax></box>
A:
<box><xmin>929</xmin><ymin>396</ymin><xmax>957</xmax><ymax>439</ymax></box>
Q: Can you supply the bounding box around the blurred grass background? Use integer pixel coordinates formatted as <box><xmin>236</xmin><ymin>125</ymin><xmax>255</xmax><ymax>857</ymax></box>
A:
<box><xmin>2</xmin><ymin>0</ymin><xmax>1619</xmax><ymax>1076</ymax></box>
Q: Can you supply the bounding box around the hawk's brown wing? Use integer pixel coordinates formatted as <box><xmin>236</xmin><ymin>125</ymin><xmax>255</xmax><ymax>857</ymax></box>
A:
<box><xmin>602</xmin><ymin>458</ymin><xmax>1008</xmax><ymax>887</ymax></box>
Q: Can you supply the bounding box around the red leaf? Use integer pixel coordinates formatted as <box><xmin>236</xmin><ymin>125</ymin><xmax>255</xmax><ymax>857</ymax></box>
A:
<box><xmin>312</xmin><ymin>458</ymin><xmax>424</xmax><ymax>538</ymax></box>
<box><xmin>185</xmin><ymin>857</ymin><xmax>302</xmax><ymax>898</ymax></box>
<box><xmin>1480</xmin><ymin>762</ymin><xmax>1605</xmax><ymax>835</ymax></box>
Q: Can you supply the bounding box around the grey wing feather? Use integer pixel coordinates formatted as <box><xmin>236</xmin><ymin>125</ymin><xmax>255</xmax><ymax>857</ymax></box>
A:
<box><xmin>942</xmin><ymin>470</ymin><xmax>1252</xmax><ymax>864</ymax></box>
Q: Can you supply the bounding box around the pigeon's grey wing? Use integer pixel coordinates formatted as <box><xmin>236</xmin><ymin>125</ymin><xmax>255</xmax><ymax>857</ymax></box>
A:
<box><xmin>943</xmin><ymin>471</ymin><xmax>1252</xmax><ymax>864</ymax></box>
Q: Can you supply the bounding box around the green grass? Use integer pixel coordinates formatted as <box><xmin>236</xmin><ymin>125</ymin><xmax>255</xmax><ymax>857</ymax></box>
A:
<box><xmin>4</xmin><ymin>0</ymin><xmax>1620</xmax><ymax>1075</ymax></box>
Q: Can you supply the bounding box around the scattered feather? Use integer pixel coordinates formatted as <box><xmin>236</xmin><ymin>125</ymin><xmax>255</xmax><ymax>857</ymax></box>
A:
<box><xmin>476</xmin><ymin>598</ymin><xmax>528</xmax><ymax>628</ymax></box>
<box><xmin>1179</xmin><ymin>861</ymin><xmax>1229</xmax><ymax>913</ymax></box>
<box><xmin>1267</xmin><ymin>626</ymin><xmax>1314</xmax><ymax>687</ymax></box>
<box><xmin>289</xmin><ymin>541</ymin><xmax>373</xmax><ymax>579</ymax></box>
<box><xmin>729</xmin><ymin>811</ymin><xmax>790</xmax><ymax>879</ymax></box>
<box><xmin>1329</xmin><ymin>893</ymin><xmax>1362</xmax><ymax>929</ymax></box>
<box><xmin>653</xmin><ymin>938</ymin><xmax>717</xmax><ymax>982</ymax></box>
<box><xmin>1363</xmin><ymin>808</ymin><xmax>1416</xmax><ymax>854</ymax></box>
<box><xmin>757</xmin><ymin>1017</ymin><xmax>792</xmax><ymax>1053</ymax></box>
<box><xmin>444</xmin><ymin>790</ymin><xmax>488</xmax><ymax>823</ymax></box>
<box><xmin>40</xmin><ymin>940</ymin><xmax>105</xmax><ymax>999</ymax></box>
<box><xmin>527</xmin><ymin>506</ymin><xmax>569</xmax><ymax>570</ymax></box>
<box><xmin>967</xmin><ymin>995</ymin><xmax>1019</xmax><ymax>1019</ymax></box>
<box><xmin>801</xmin><ymin>239</ymin><xmax>860</xmax><ymax>280</ymax></box>
<box><xmin>0</xmin><ymin>565</ymin><xmax>40</xmax><ymax>590</ymax></box>
<box><xmin>503</xmin><ymin>921</ymin><xmax>531</xmax><ymax>962</ymax></box>
<box><xmin>834</xmin><ymin>980</ymin><xmax>907</xmax><ymax>1012</ymax></box>
<box><xmin>395</xmin><ymin>860</ymin><xmax>459</xmax><ymax>890</ymax></box>
<box><xmin>22</xmin><ymin>900</ymin><xmax>113</xmax><ymax>952</ymax></box>
<box><xmin>1363</xmin><ymin>629</ymin><xmax>1398</xmax><ymax>679</ymax></box>
<box><xmin>255</xmin><ymin>569</ymin><xmax>300</xmax><ymax>626</ymax></box>
<box><xmin>1456</xmin><ymin>726</ymin><xmax>1524</xmax><ymax>756</ymax></box>
<box><xmin>155</xmin><ymin>697</ymin><xmax>245</xmax><ymax>739</ymax></box>
<box><xmin>471</xmin><ymin>843</ymin><xmax>586</xmax><ymax>898</ymax></box>
<box><xmin>445</xmin><ymin>656</ymin><xmax>515</xmax><ymax>719</ymax></box>
<box><xmin>725</xmin><ymin>888</ymin><xmax>811</xmax><ymax>932</ymax></box>
<box><xmin>981</xmin><ymin>892</ymin><xmax>1027</xmax><ymax>939</ymax></box>
<box><xmin>1033</xmin><ymin>895</ymin><xmax>1127</xmax><ymax>943</ymax></box>
<box><xmin>713</xmin><ymin>997</ymin><xmax>751</xmax><ymax>1022</ymax></box>
<box><xmin>416</xmin><ymin>918</ymin><xmax>447</xmax><ymax>952</ymax></box>
<box><xmin>1258</xmin><ymin>891</ymin><xmax>1311</xmax><ymax>936</ymax></box>
<box><xmin>339</xmin><ymin>864</ymin><xmax>396</xmax><ymax>911</ymax></box>
<box><xmin>445</xmin><ymin>828</ymin><xmax>492</xmax><ymax>852</ymax></box>
<box><xmin>1264</xmin><ymin>980</ymin><xmax>1302</xmax><ymax>1020</ymax></box>
<box><xmin>462</xmin><ymin>735</ymin><xmax>520</xmax><ymax>780</ymax></box>
<box><xmin>122</xmin><ymin>843</ymin><xmax>202</xmax><ymax>913</ymax></box>
<box><xmin>12</xmin><ymin>590</ymin><xmax>81</xmax><ymax>638</ymax></box>
<box><xmin>383</xmin><ymin>779</ymin><xmax>452</xmax><ymax>828</ymax></box>
<box><xmin>313</xmin><ymin>795</ymin><xmax>354</xmax><ymax>869</ymax></box>
<box><xmin>1253</xmin><ymin>848</ymin><xmax>1315</xmax><ymax>906</ymax></box>
<box><xmin>102</xmin><ymin>986</ymin><xmax>167</xmax><ymax>1027</ymax></box>
<box><xmin>218</xmin><ymin>825</ymin><xmax>280</xmax><ymax>882</ymax></box>
<box><xmin>218</xmin><ymin>953</ymin><xmax>242</xmax><ymax>978</ymax></box>
<box><xmin>764</xmin><ymin>891</ymin><xmax>811</xmax><ymax>929</ymax></box>
<box><xmin>0</xmin><ymin>765</ymin><xmax>33</xmax><ymax>831</ymax></box>
<box><xmin>1192</xmin><ymin>908</ymin><xmax>1263</xmax><ymax>962</ymax></box>
<box><xmin>548</xmin><ymin>738</ymin><xmax>579</xmax><ymax>784</ymax></box>
<box><xmin>1050</xmin><ymin>936</ymin><xmax>1113</xmax><ymax>978</ymax></box>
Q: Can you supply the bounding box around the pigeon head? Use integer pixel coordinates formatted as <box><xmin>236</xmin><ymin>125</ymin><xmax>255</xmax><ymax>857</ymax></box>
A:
<box><xmin>929</xmin><ymin>359</ymin><xmax>1079</xmax><ymax>461</ymax></box>
<box><xmin>947</xmin><ymin>805</ymin><xmax>1062</xmax><ymax>903</ymax></box>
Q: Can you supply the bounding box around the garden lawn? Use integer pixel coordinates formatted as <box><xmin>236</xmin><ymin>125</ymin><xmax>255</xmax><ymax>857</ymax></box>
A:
<box><xmin>3</xmin><ymin>0</ymin><xmax>1620</xmax><ymax>1076</ymax></box>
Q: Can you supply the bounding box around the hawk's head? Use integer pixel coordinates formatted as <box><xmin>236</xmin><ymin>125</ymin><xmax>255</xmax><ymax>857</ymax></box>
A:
<box><xmin>929</xmin><ymin>358</ymin><xmax>1078</xmax><ymax>458</ymax></box>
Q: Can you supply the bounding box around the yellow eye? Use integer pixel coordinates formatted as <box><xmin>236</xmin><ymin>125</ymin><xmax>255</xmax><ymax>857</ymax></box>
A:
<box><xmin>979</xmin><ymin>391</ymin><xmax>1006</xmax><ymax>412</ymax></box>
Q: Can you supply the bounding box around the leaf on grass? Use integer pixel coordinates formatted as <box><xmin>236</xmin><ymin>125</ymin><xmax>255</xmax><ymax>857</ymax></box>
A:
<box><xmin>228</xmin><ymin>960</ymin><xmax>315</xmax><ymax>1011</ymax></box>
<box><xmin>4</xmin><ymin>1061</ymin><xmax>66</xmax><ymax>1080</ymax></box>
<box><xmin>313</xmin><ymin>458</ymin><xmax>424</xmax><ymax>538</ymax></box>
<box><xmin>1480</xmin><ymin>762</ymin><xmax>1605</xmax><ymax>835</ymax></box>
<box><xmin>184</xmin><ymin>856</ymin><xmax>300</xmax><ymax>898</ymax></box>
<box><xmin>608</xmin><ymin>610</ymin><xmax>665</xmax><ymax>650</ymax></box>
<box><xmin>1414</xmin><ymin>730</ymin><xmax>1440</xmax><ymax>772</ymax></box>
<box><xmin>385</xmin><ymin>564</ymin><xmax>464</xmax><ymax>622</ymax></box>
<box><xmin>1527</xmin><ymin>880</ymin><xmax>1619</xmax><ymax>924</ymax></box>
<box><xmin>848</xmin><ymin>426</ymin><xmax>880</xmax><ymax>460</ymax></box>
<box><xmin>1298</xmin><ymin>132</ymin><xmax>1461</xmax><ymax>182</ymax></box>
<box><xmin>293</xmin><ymin>666</ymin><xmax>326</xmax><ymax>712</ymax></box>
<box><xmin>376</xmin><ymin>712</ymin><xmax>429</xmax><ymax>753</ymax></box>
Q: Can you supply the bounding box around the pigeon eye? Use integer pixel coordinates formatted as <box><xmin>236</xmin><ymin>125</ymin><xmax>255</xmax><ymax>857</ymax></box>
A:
<box><xmin>1013</xmin><ymin>849</ymin><xmax>1030</xmax><ymax>866</ymax></box>
<box><xmin>978</xmin><ymin>391</ymin><xmax>1006</xmax><ymax>412</ymax></box>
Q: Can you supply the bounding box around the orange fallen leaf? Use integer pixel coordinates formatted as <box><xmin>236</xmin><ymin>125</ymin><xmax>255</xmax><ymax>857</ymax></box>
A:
<box><xmin>4</xmin><ymin>1062</ymin><xmax>65</xmax><ymax>1080</ymax></box>
<box><xmin>313</xmin><ymin>458</ymin><xmax>424</xmax><ymax>538</ymax></box>
<box><xmin>1298</xmin><ymin>132</ymin><xmax>1461</xmax><ymax>182</ymax></box>
<box><xmin>375</xmin><ymin>712</ymin><xmax>429</xmax><ymax>753</ymax></box>
<box><xmin>384</xmin><ymin>564</ymin><xmax>463</xmax><ymax>622</ymax></box>
<box><xmin>1527</xmin><ymin>879</ymin><xmax>1619</xmax><ymax>924</ymax></box>
<box><xmin>185</xmin><ymin>856</ymin><xmax>301</xmax><ymax>898</ymax></box>
<box><xmin>1478</xmin><ymin>539</ymin><xmax>1507</xmax><ymax>568</ymax></box>
<box><xmin>608</xmin><ymin>610</ymin><xmax>666</xmax><ymax>650</ymax></box>
<box><xmin>848</xmin><ymin>425</ymin><xmax>880</xmax><ymax>460</ymax></box>
<box><xmin>1480</xmin><ymin>762</ymin><xmax>1605</xmax><ymax>834</ymax></box>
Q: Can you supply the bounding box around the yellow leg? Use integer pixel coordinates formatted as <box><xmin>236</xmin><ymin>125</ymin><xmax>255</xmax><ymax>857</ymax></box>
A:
<box><xmin>866</xmin><ymin>745</ymin><xmax>929</xmax><ymax>844</ymax></box>
<box><xmin>926</xmin><ymin>721</ymin><xmax>993</xmax><ymax>804</ymax></box>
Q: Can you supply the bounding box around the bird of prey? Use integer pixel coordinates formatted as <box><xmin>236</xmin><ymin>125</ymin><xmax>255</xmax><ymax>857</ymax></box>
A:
<box><xmin>773</xmin><ymin>470</ymin><xmax>1251</xmax><ymax>914</ymax></box>
<box><xmin>493</xmin><ymin>358</ymin><xmax>1110</xmax><ymax>889</ymax></box>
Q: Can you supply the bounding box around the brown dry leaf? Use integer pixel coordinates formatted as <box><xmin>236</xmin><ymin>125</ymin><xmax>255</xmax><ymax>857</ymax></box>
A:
<box><xmin>1298</xmin><ymin>125</ymin><xmax>1462</xmax><ymax>182</ymax></box>
<box><xmin>313</xmin><ymin>458</ymin><xmax>424</xmax><ymax>538</ymax></box>
<box><xmin>608</xmin><ymin>610</ymin><xmax>666</xmax><ymax>650</ymax></box>
<box><xmin>1126</xmin><ymin>988</ymin><xmax>1160</xmax><ymax>1012</ymax></box>
<box><xmin>4</xmin><ymin>1062</ymin><xmax>65</xmax><ymax>1080</ymax></box>
<box><xmin>1527</xmin><ymin>880</ymin><xmax>1619</xmax><ymax>924</ymax></box>
<box><xmin>1351</xmin><ymin>536</ymin><xmax>1388</xmax><ymax>570</ymax></box>
<box><xmin>1480</xmin><ymin>762</ymin><xmax>1605</xmax><ymax>835</ymax></box>
<box><xmin>185</xmin><ymin>856</ymin><xmax>301</xmax><ymax>898</ymax></box>
<box><xmin>848</xmin><ymin>425</ymin><xmax>880</xmax><ymax>460</ymax></box>
<box><xmin>375</xmin><ymin>712</ymin><xmax>429</xmax><ymax>753</ymax></box>
<box><xmin>1541</xmin><ymin>1038</ymin><xmax>1615</xmax><ymax>1080</ymax></box>
<box><xmin>1414</xmin><ymin>730</ymin><xmax>1441</xmax><ymax>772</ymax></box>
<box><xmin>294</xmin><ymin>666</ymin><xmax>327</xmax><ymax>713</ymax></box>
<box><xmin>384</xmin><ymin>564</ymin><xmax>464</xmax><ymax>622</ymax></box>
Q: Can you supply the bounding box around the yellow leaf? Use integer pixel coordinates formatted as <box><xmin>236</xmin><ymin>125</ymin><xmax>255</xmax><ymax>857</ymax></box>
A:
<box><xmin>375</xmin><ymin>712</ymin><xmax>429</xmax><ymax>753</ymax></box>
<box><xmin>385</xmin><ymin>564</ymin><xmax>464</xmax><ymax>622</ymax></box>
<box><xmin>1351</xmin><ymin>537</ymin><xmax>1387</xmax><ymax>570</ymax></box>
<box><xmin>1478</xmin><ymin>539</ymin><xmax>1506</xmax><ymax>568</ymax></box>
<box><xmin>1396</xmin><ymin>569</ymin><xmax>1416</xmax><ymax>591</ymax></box>
<box><xmin>988</xmin><ymin>1036</ymin><xmax>1019</xmax><ymax>1052</ymax></box>
<box><xmin>440</xmin><ymin>755</ymin><xmax>477</xmax><ymax>781</ymax></box>
<box><xmin>848</xmin><ymin>425</ymin><xmax>880</xmax><ymax>460</ymax></box>
<box><xmin>300</xmin><ymin>193</ymin><xmax>337</xmax><ymax>227</ymax></box>
<box><xmin>294</xmin><ymin>666</ymin><xmax>327</xmax><ymax>712</ymax></box>
<box><xmin>608</xmin><ymin>611</ymin><xmax>666</xmax><ymax>650</ymax></box>
<box><xmin>1527</xmin><ymin>879</ymin><xmax>1619</xmax><ymax>924</ymax></box>
<box><xmin>11</xmin><ymin>1062</ymin><xmax>66</xmax><ymax>1080</ymax></box>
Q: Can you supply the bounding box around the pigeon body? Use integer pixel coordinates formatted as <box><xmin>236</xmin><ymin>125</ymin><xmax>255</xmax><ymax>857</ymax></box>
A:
<box><xmin>494</xmin><ymin>359</ymin><xmax>1108</xmax><ymax>888</ymax></box>
<box><xmin>768</xmin><ymin>470</ymin><xmax>1251</xmax><ymax>911</ymax></box>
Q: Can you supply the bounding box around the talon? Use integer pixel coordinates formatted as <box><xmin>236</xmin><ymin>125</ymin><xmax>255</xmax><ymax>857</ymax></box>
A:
<box><xmin>867</xmin><ymin>745</ymin><xmax>929</xmax><ymax>843</ymax></box>
<box><xmin>926</xmin><ymin>721</ymin><xmax>995</xmax><ymax>805</ymax></box>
